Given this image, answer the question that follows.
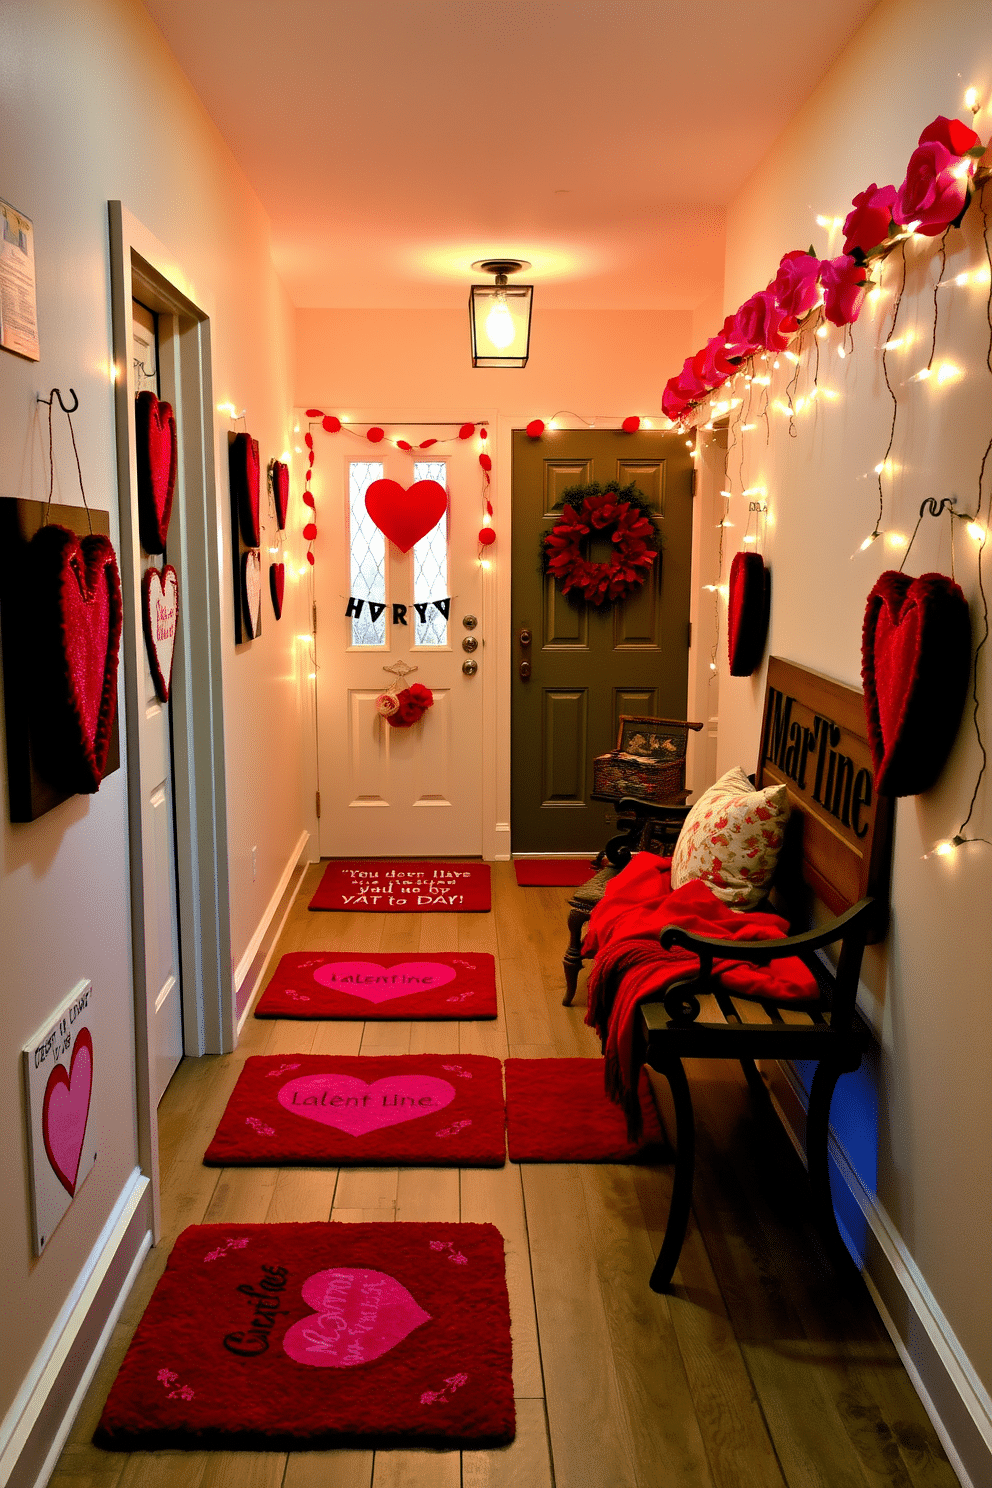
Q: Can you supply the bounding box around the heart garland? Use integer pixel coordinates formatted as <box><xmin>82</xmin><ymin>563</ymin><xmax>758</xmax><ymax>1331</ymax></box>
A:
<box><xmin>141</xmin><ymin>564</ymin><xmax>179</xmax><ymax>702</ymax></box>
<box><xmin>727</xmin><ymin>551</ymin><xmax>771</xmax><ymax>676</ymax></box>
<box><xmin>29</xmin><ymin>524</ymin><xmax>123</xmax><ymax>794</ymax></box>
<box><xmin>230</xmin><ymin>433</ymin><xmax>261</xmax><ymax>547</ymax></box>
<box><xmin>365</xmin><ymin>478</ymin><xmax>447</xmax><ymax>554</ymax></box>
<box><xmin>242</xmin><ymin>550</ymin><xmax>262</xmax><ymax>639</ymax></box>
<box><xmin>861</xmin><ymin>570</ymin><xmax>971</xmax><ymax>797</ymax></box>
<box><xmin>270</xmin><ymin>562</ymin><xmax>285</xmax><ymax>620</ymax></box>
<box><xmin>271</xmin><ymin>460</ymin><xmax>290</xmax><ymax>530</ymax></box>
<box><xmin>134</xmin><ymin>391</ymin><xmax>177</xmax><ymax>554</ymax></box>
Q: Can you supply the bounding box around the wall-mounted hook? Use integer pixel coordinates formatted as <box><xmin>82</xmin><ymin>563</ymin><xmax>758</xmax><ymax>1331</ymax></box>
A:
<box><xmin>38</xmin><ymin>388</ymin><xmax>79</xmax><ymax>414</ymax></box>
<box><xmin>133</xmin><ymin>357</ymin><xmax>157</xmax><ymax>382</ymax></box>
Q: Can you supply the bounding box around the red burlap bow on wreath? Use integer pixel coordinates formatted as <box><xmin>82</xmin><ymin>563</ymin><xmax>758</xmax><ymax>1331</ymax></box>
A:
<box><xmin>542</xmin><ymin>482</ymin><xmax>659</xmax><ymax>606</ymax></box>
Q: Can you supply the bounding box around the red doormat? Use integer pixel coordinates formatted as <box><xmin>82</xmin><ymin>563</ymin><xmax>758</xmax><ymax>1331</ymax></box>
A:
<box><xmin>513</xmin><ymin>858</ymin><xmax>595</xmax><ymax>887</ymax></box>
<box><xmin>255</xmin><ymin>952</ymin><xmax>497</xmax><ymax>1021</ymax></box>
<box><xmin>205</xmin><ymin>1054</ymin><xmax>506</xmax><ymax>1167</ymax></box>
<box><xmin>309</xmin><ymin>861</ymin><xmax>491</xmax><ymax>913</ymax></box>
<box><xmin>94</xmin><ymin>1221</ymin><xmax>515</xmax><ymax>1450</ymax></box>
<box><xmin>504</xmin><ymin>1058</ymin><xmax>666</xmax><ymax>1162</ymax></box>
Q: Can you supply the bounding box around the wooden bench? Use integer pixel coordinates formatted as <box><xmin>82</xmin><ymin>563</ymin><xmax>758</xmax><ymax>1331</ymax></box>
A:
<box><xmin>584</xmin><ymin>658</ymin><xmax>894</xmax><ymax>1291</ymax></box>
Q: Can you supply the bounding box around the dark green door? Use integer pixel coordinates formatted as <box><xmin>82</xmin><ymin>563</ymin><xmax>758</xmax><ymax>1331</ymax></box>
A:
<box><xmin>511</xmin><ymin>428</ymin><xmax>694</xmax><ymax>853</ymax></box>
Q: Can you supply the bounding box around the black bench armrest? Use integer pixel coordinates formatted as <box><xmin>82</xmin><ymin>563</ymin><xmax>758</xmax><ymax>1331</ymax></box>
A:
<box><xmin>659</xmin><ymin>895</ymin><xmax>881</xmax><ymax>964</ymax></box>
<box><xmin>617</xmin><ymin>796</ymin><xmax>692</xmax><ymax>820</ymax></box>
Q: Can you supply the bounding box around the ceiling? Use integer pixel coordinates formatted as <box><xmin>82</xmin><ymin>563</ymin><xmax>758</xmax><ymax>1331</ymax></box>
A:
<box><xmin>140</xmin><ymin>0</ymin><xmax>879</xmax><ymax>311</ymax></box>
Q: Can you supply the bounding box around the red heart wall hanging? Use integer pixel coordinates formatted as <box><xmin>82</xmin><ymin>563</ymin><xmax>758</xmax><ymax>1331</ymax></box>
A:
<box><xmin>271</xmin><ymin>460</ymin><xmax>290</xmax><ymax>530</ymax></box>
<box><xmin>29</xmin><ymin>525</ymin><xmax>123</xmax><ymax>795</ymax></box>
<box><xmin>42</xmin><ymin>1027</ymin><xmax>94</xmax><ymax>1197</ymax></box>
<box><xmin>242</xmin><ymin>549</ymin><xmax>262</xmax><ymax>638</ymax></box>
<box><xmin>230</xmin><ymin>432</ymin><xmax>261</xmax><ymax>547</ymax></box>
<box><xmin>142</xmin><ymin>564</ymin><xmax>179</xmax><ymax>701</ymax></box>
<box><xmin>270</xmin><ymin>561</ymin><xmax>285</xmax><ymax>619</ymax></box>
<box><xmin>727</xmin><ymin>550</ymin><xmax>771</xmax><ymax>676</ymax></box>
<box><xmin>861</xmin><ymin>570</ymin><xmax>971</xmax><ymax>797</ymax></box>
<box><xmin>135</xmin><ymin>391</ymin><xmax>177</xmax><ymax>554</ymax></box>
<box><xmin>365</xmin><ymin>479</ymin><xmax>447</xmax><ymax>553</ymax></box>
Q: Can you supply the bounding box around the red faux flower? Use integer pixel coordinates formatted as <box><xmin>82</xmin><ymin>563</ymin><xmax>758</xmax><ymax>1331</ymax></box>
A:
<box><xmin>732</xmin><ymin>291</ymin><xmax>798</xmax><ymax>354</ymax></box>
<box><xmin>893</xmin><ymin>140</ymin><xmax>972</xmax><ymax>236</ymax></box>
<box><xmin>385</xmin><ymin>684</ymin><xmax>434</xmax><ymax>728</ymax></box>
<box><xmin>675</xmin><ymin>354</ymin><xmax>710</xmax><ymax>400</ymax></box>
<box><xmin>771</xmin><ymin>249</ymin><xmax>823</xmax><ymax>318</ymax></box>
<box><xmin>662</xmin><ymin>376</ymin><xmax>692</xmax><ymax>421</ymax></box>
<box><xmin>820</xmin><ymin>254</ymin><xmax>869</xmax><ymax>326</ymax></box>
<box><xmin>918</xmin><ymin>114</ymin><xmax>981</xmax><ymax>156</ymax></box>
<box><xmin>697</xmin><ymin>335</ymin><xmax>736</xmax><ymax>389</ymax></box>
<box><xmin>842</xmin><ymin>183</ymin><xmax>898</xmax><ymax>256</ymax></box>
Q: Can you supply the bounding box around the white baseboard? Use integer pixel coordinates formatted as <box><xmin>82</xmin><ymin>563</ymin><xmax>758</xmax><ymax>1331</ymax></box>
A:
<box><xmin>0</xmin><ymin>1170</ymin><xmax>151</xmax><ymax>1488</ymax></box>
<box><xmin>773</xmin><ymin>1060</ymin><xmax>990</xmax><ymax>1488</ymax></box>
<box><xmin>234</xmin><ymin>829</ymin><xmax>309</xmax><ymax>995</ymax></box>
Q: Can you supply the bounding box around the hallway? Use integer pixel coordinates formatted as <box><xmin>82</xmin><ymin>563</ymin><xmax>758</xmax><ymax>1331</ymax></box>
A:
<box><xmin>49</xmin><ymin>863</ymin><xmax>956</xmax><ymax>1488</ymax></box>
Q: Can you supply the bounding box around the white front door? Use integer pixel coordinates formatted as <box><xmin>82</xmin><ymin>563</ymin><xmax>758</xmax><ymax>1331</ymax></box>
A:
<box><xmin>314</xmin><ymin>427</ymin><xmax>486</xmax><ymax>857</ymax></box>
<box><xmin>132</xmin><ymin>300</ymin><xmax>183</xmax><ymax>1103</ymax></box>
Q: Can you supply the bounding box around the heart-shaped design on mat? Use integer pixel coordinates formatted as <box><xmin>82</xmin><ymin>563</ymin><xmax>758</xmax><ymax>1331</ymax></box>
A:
<box><xmin>313</xmin><ymin>960</ymin><xmax>457</xmax><ymax>1004</ymax></box>
<box><xmin>243</xmin><ymin>550</ymin><xmax>262</xmax><ymax>638</ymax></box>
<box><xmin>861</xmin><ymin>570</ymin><xmax>971</xmax><ymax>797</ymax></box>
<box><xmin>277</xmin><ymin>1073</ymin><xmax>455</xmax><ymax>1135</ymax></box>
<box><xmin>230</xmin><ymin>432</ymin><xmax>261</xmax><ymax>547</ymax></box>
<box><xmin>272</xmin><ymin>460</ymin><xmax>290</xmax><ymax>530</ymax></box>
<box><xmin>283</xmin><ymin>1266</ymin><xmax>431</xmax><ymax>1368</ymax></box>
<box><xmin>43</xmin><ymin>1028</ymin><xmax>94</xmax><ymax>1196</ymax></box>
<box><xmin>365</xmin><ymin>479</ymin><xmax>447</xmax><ymax>553</ymax></box>
<box><xmin>142</xmin><ymin>564</ymin><xmax>179</xmax><ymax>702</ymax></box>
<box><xmin>29</xmin><ymin>525</ymin><xmax>123</xmax><ymax>794</ymax></box>
<box><xmin>135</xmin><ymin>391</ymin><xmax>177</xmax><ymax>554</ymax></box>
<box><xmin>727</xmin><ymin>550</ymin><xmax>770</xmax><ymax>677</ymax></box>
<box><xmin>270</xmin><ymin>562</ymin><xmax>285</xmax><ymax>620</ymax></box>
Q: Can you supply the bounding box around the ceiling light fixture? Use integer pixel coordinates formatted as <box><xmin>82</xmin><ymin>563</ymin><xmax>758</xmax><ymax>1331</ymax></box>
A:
<box><xmin>469</xmin><ymin>259</ymin><xmax>533</xmax><ymax>368</ymax></box>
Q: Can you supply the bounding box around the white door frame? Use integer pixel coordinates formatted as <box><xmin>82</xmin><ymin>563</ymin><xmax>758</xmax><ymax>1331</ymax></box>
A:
<box><xmin>109</xmin><ymin>202</ymin><xmax>234</xmax><ymax>1237</ymax></box>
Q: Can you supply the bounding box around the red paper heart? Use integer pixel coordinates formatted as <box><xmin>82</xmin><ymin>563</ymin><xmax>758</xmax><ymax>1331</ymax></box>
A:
<box><xmin>142</xmin><ymin>564</ymin><xmax>179</xmax><ymax>701</ymax></box>
<box><xmin>270</xmin><ymin>562</ymin><xmax>285</xmax><ymax>619</ymax></box>
<box><xmin>272</xmin><ymin>461</ymin><xmax>290</xmax><ymax>529</ymax></box>
<box><xmin>135</xmin><ymin>392</ymin><xmax>177</xmax><ymax>554</ymax></box>
<box><xmin>29</xmin><ymin>525</ymin><xmax>122</xmax><ymax>794</ymax></box>
<box><xmin>727</xmin><ymin>551</ymin><xmax>771</xmax><ymax>676</ymax></box>
<box><xmin>365</xmin><ymin>479</ymin><xmax>447</xmax><ymax>553</ymax></box>
<box><xmin>230</xmin><ymin>433</ymin><xmax>261</xmax><ymax>546</ymax></box>
<box><xmin>243</xmin><ymin>550</ymin><xmax>262</xmax><ymax>638</ymax></box>
<box><xmin>861</xmin><ymin>570</ymin><xmax>971</xmax><ymax>797</ymax></box>
<box><xmin>43</xmin><ymin>1028</ymin><xmax>93</xmax><ymax>1196</ymax></box>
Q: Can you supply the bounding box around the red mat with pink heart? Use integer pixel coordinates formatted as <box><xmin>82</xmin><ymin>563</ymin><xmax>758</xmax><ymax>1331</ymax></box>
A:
<box><xmin>254</xmin><ymin>952</ymin><xmax>497</xmax><ymax>1020</ymax></box>
<box><xmin>94</xmin><ymin>1221</ymin><xmax>514</xmax><ymax>1450</ymax></box>
<box><xmin>504</xmin><ymin>1058</ymin><xmax>667</xmax><ymax>1162</ymax></box>
<box><xmin>309</xmin><ymin>860</ymin><xmax>491</xmax><ymax>913</ymax></box>
<box><xmin>204</xmin><ymin>1054</ymin><xmax>505</xmax><ymax>1167</ymax></box>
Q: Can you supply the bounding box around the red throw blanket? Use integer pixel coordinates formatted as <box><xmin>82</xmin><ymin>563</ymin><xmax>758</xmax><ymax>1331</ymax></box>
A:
<box><xmin>583</xmin><ymin>857</ymin><xmax>819</xmax><ymax>1139</ymax></box>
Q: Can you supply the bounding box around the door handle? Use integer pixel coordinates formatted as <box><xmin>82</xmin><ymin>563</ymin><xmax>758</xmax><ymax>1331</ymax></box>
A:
<box><xmin>519</xmin><ymin>660</ymin><xmax>531</xmax><ymax>680</ymax></box>
<box><xmin>519</xmin><ymin>629</ymin><xmax>531</xmax><ymax>647</ymax></box>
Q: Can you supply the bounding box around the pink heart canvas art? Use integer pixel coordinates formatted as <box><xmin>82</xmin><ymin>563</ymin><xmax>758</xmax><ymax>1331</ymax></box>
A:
<box><xmin>134</xmin><ymin>391</ymin><xmax>177</xmax><ymax>554</ymax></box>
<box><xmin>43</xmin><ymin>1027</ymin><xmax>94</xmax><ymax>1196</ymax></box>
<box><xmin>365</xmin><ymin>478</ymin><xmax>447</xmax><ymax>553</ymax></box>
<box><xmin>141</xmin><ymin>564</ymin><xmax>178</xmax><ymax>701</ymax></box>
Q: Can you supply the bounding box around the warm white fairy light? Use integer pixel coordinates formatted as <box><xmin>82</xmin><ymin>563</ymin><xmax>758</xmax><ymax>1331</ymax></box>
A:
<box><xmin>773</xmin><ymin>359</ymin><xmax>781</xmax><ymax>370</ymax></box>
<box><xmin>837</xmin><ymin>346</ymin><xmax>847</xmax><ymax>359</ymax></box>
<box><xmin>753</xmin><ymin>374</ymin><xmax>772</xmax><ymax>386</ymax></box>
<box><xmin>741</xmin><ymin>422</ymin><xmax>757</xmax><ymax>432</ymax></box>
<box><xmin>965</xmin><ymin>86</ymin><xmax>980</xmax><ymax>113</ymax></box>
<box><xmin>937</xmin><ymin>362</ymin><xmax>962</xmax><ymax>385</ymax></box>
<box><xmin>922</xmin><ymin>834</ymin><xmax>965</xmax><ymax>860</ymax></box>
<box><xmin>784</xmin><ymin>350</ymin><xmax>800</xmax><ymax>364</ymax></box>
<box><xmin>910</xmin><ymin>366</ymin><xmax>932</xmax><ymax>382</ymax></box>
<box><xmin>886</xmin><ymin>532</ymin><xmax>908</xmax><ymax>549</ymax></box>
<box><xmin>817</xmin><ymin>324</ymin><xmax>829</xmax><ymax>339</ymax></box>
<box><xmin>968</xmin><ymin>521</ymin><xmax>986</xmax><ymax>542</ymax></box>
<box><xmin>743</xmin><ymin>533</ymin><xmax>757</xmax><ymax>544</ymax></box>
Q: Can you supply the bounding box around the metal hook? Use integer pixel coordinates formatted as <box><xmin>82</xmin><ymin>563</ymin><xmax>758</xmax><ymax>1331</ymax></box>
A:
<box><xmin>917</xmin><ymin>496</ymin><xmax>957</xmax><ymax>520</ymax></box>
<box><xmin>133</xmin><ymin>357</ymin><xmax>157</xmax><ymax>382</ymax></box>
<box><xmin>38</xmin><ymin>387</ymin><xmax>79</xmax><ymax>414</ymax></box>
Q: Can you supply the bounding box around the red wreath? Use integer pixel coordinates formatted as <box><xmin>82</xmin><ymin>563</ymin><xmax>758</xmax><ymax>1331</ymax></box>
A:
<box><xmin>385</xmin><ymin>683</ymin><xmax>434</xmax><ymax>729</ymax></box>
<box><xmin>543</xmin><ymin>486</ymin><xmax>658</xmax><ymax>606</ymax></box>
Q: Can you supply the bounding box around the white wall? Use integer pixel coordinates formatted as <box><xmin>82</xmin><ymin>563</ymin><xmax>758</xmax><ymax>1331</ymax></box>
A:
<box><xmin>714</xmin><ymin>0</ymin><xmax>992</xmax><ymax>1473</ymax></box>
<box><xmin>0</xmin><ymin>0</ymin><xmax>305</xmax><ymax>1451</ymax></box>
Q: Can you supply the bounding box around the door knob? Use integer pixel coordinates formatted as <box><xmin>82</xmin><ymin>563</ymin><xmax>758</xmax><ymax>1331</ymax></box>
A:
<box><xmin>519</xmin><ymin>660</ymin><xmax>531</xmax><ymax>680</ymax></box>
<box><xmin>463</xmin><ymin>614</ymin><xmax>478</xmax><ymax>629</ymax></box>
<box><xmin>462</xmin><ymin>635</ymin><xmax>478</xmax><ymax>652</ymax></box>
<box><xmin>519</xmin><ymin>629</ymin><xmax>532</xmax><ymax>647</ymax></box>
<box><xmin>462</xmin><ymin>658</ymin><xmax>478</xmax><ymax>676</ymax></box>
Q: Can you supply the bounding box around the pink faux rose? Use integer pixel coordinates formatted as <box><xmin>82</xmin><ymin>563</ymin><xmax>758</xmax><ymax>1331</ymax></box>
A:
<box><xmin>675</xmin><ymin>354</ymin><xmax>710</xmax><ymax>401</ymax></box>
<box><xmin>918</xmin><ymin>114</ymin><xmax>981</xmax><ymax>157</ymax></box>
<box><xmin>842</xmin><ymin>183</ymin><xmax>898</xmax><ymax>256</ymax></box>
<box><xmin>697</xmin><ymin>335</ymin><xmax>736</xmax><ymax>389</ymax></box>
<box><xmin>732</xmin><ymin>291</ymin><xmax>799</xmax><ymax>354</ymax></box>
<box><xmin>820</xmin><ymin>254</ymin><xmax>869</xmax><ymax>327</ymax></box>
<box><xmin>893</xmin><ymin>140</ymin><xmax>971</xmax><ymax>236</ymax></box>
<box><xmin>771</xmin><ymin>249</ymin><xmax>823</xmax><ymax>318</ymax></box>
<box><xmin>662</xmin><ymin>377</ymin><xmax>692</xmax><ymax>421</ymax></box>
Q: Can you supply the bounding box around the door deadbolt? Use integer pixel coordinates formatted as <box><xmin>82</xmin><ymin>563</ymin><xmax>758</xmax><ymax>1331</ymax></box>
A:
<box><xmin>519</xmin><ymin>660</ymin><xmax>531</xmax><ymax>679</ymax></box>
<box><xmin>462</xmin><ymin>614</ymin><xmax>478</xmax><ymax>629</ymax></box>
<box><xmin>462</xmin><ymin>635</ymin><xmax>478</xmax><ymax>653</ymax></box>
<box><xmin>519</xmin><ymin>629</ymin><xmax>532</xmax><ymax>646</ymax></box>
<box><xmin>462</xmin><ymin>658</ymin><xmax>479</xmax><ymax>676</ymax></box>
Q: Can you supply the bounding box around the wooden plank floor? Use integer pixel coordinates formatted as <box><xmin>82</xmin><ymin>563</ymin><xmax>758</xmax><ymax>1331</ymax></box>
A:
<box><xmin>50</xmin><ymin>861</ymin><xmax>959</xmax><ymax>1488</ymax></box>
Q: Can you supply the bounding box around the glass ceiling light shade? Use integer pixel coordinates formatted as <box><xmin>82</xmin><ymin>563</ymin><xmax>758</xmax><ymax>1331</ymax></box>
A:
<box><xmin>469</xmin><ymin>259</ymin><xmax>533</xmax><ymax>368</ymax></box>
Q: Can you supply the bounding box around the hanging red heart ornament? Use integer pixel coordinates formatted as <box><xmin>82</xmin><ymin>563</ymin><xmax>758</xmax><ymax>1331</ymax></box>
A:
<box><xmin>141</xmin><ymin>564</ymin><xmax>179</xmax><ymax>702</ymax></box>
<box><xmin>134</xmin><ymin>391</ymin><xmax>177</xmax><ymax>554</ymax></box>
<box><xmin>230</xmin><ymin>432</ymin><xmax>261</xmax><ymax>547</ymax></box>
<box><xmin>29</xmin><ymin>525</ymin><xmax>123</xmax><ymax>794</ymax></box>
<box><xmin>365</xmin><ymin>479</ymin><xmax>448</xmax><ymax>553</ymax></box>
<box><xmin>270</xmin><ymin>562</ymin><xmax>285</xmax><ymax>620</ymax></box>
<box><xmin>861</xmin><ymin>570</ymin><xmax>971</xmax><ymax>797</ymax></box>
<box><xmin>242</xmin><ymin>550</ymin><xmax>262</xmax><ymax>638</ymax></box>
<box><xmin>271</xmin><ymin>461</ymin><xmax>290</xmax><ymax>530</ymax></box>
<box><xmin>727</xmin><ymin>551</ymin><xmax>771</xmax><ymax>676</ymax></box>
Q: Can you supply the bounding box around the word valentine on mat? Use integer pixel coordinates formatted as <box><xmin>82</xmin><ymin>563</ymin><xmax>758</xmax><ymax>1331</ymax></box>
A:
<box><xmin>254</xmin><ymin>952</ymin><xmax>497</xmax><ymax>1020</ymax></box>
<box><xmin>309</xmin><ymin>860</ymin><xmax>491</xmax><ymax>913</ymax></box>
<box><xmin>204</xmin><ymin>1053</ymin><xmax>506</xmax><ymax>1167</ymax></box>
<box><xmin>94</xmin><ymin>1221</ymin><xmax>515</xmax><ymax>1449</ymax></box>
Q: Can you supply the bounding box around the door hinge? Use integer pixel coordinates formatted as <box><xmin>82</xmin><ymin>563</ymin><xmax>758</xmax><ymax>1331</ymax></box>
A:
<box><xmin>690</xmin><ymin>469</ymin><xmax>697</xmax><ymax>496</ymax></box>
<box><xmin>315</xmin><ymin>790</ymin><xmax>321</xmax><ymax>819</ymax></box>
<box><xmin>312</xmin><ymin>602</ymin><xmax>317</xmax><ymax>634</ymax></box>
<box><xmin>687</xmin><ymin>621</ymin><xmax>692</xmax><ymax>649</ymax></box>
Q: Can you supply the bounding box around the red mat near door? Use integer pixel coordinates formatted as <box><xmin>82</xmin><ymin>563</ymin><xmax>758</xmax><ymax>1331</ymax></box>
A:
<box><xmin>513</xmin><ymin>858</ymin><xmax>595</xmax><ymax>887</ymax></box>
<box><xmin>255</xmin><ymin>952</ymin><xmax>497</xmax><ymax>1020</ymax></box>
<box><xmin>205</xmin><ymin>1054</ymin><xmax>506</xmax><ymax>1167</ymax></box>
<box><xmin>94</xmin><ymin>1221</ymin><xmax>515</xmax><ymax>1450</ymax></box>
<box><xmin>504</xmin><ymin>1058</ymin><xmax>666</xmax><ymax>1161</ymax></box>
<box><xmin>309</xmin><ymin>860</ymin><xmax>491</xmax><ymax>912</ymax></box>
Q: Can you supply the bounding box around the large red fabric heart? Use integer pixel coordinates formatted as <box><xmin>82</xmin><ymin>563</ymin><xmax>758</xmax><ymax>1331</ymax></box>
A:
<box><xmin>270</xmin><ymin>561</ymin><xmax>285</xmax><ymax>620</ymax></box>
<box><xmin>230</xmin><ymin>433</ymin><xmax>261</xmax><ymax>547</ymax></box>
<box><xmin>271</xmin><ymin>460</ymin><xmax>290</xmax><ymax>530</ymax></box>
<box><xmin>135</xmin><ymin>392</ymin><xmax>177</xmax><ymax>554</ymax></box>
<box><xmin>365</xmin><ymin>479</ymin><xmax>447</xmax><ymax>553</ymax></box>
<box><xmin>142</xmin><ymin>564</ymin><xmax>179</xmax><ymax>702</ymax></box>
<box><xmin>727</xmin><ymin>550</ymin><xmax>771</xmax><ymax>676</ymax></box>
<box><xmin>861</xmin><ymin>570</ymin><xmax>971</xmax><ymax>796</ymax></box>
<box><xmin>29</xmin><ymin>525</ymin><xmax>123</xmax><ymax>794</ymax></box>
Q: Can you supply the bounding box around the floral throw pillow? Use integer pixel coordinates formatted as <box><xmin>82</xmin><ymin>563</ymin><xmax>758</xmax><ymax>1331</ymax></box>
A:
<box><xmin>670</xmin><ymin>765</ymin><xmax>790</xmax><ymax>909</ymax></box>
